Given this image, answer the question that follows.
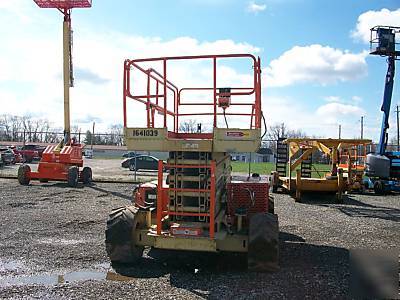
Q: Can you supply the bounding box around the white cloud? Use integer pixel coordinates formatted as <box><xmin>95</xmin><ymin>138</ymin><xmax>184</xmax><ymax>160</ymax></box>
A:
<box><xmin>247</xmin><ymin>1</ymin><xmax>266</xmax><ymax>14</ymax></box>
<box><xmin>316</xmin><ymin>102</ymin><xmax>365</xmax><ymax>125</ymax></box>
<box><xmin>324</xmin><ymin>96</ymin><xmax>342</xmax><ymax>103</ymax></box>
<box><xmin>351</xmin><ymin>95</ymin><xmax>362</xmax><ymax>103</ymax></box>
<box><xmin>264</xmin><ymin>44</ymin><xmax>368</xmax><ymax>87</ymax></box>
<box><xmin>352</xmin><ymin>8</ymin><xmax>400</xmax><ymax>43</ymax></box>
<box><xmin>323</xmin><ymin>95</ymin><xmax>363</xmax><ymax>104</ymax></box>
<box><xmin>0</xmin><ymin>4</ymin><xmax>260</xmax><ymax>131</ymax></box>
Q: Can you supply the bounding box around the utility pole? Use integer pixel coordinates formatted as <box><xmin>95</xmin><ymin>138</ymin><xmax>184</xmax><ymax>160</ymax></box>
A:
<box><xmin>396</xmin><ymin>105</ymin><xmax>400</xmax><ymax>151</ymax></box>
<box><xmin>338</xmin><ymin>124</ymin><xmax>341</xmax><ymax>139</ymax></box>
<box><xmin>360</xmin><ymin>116</ymin><xmax>364</xmax><ymax>139</ymax></box>
<box><xmin>91</xmin><ymin>122</ymin><xmax>95</xmax><ymax>150</ymax></box>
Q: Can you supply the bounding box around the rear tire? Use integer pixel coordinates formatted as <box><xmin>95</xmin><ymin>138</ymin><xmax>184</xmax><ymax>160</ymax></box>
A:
<box><xmin>268</xmin><ymin>195</ymin><xmax>275</xmax><ymax>214</ymax></box>
<box><xmin>105</xmin><ymin>206</ymin><xmax>144</xmax><ymax>263</ymax></box>
<box><xmin>18</xmin><ymin>164</ymin><xmax>31</xmax><ymax>185</ymax></box>
<box><xmin>248</xmin><ymin>213</ymin><xmax>279</xmax><ymax>272</ymax></box>
<box><xmin>373</xmin><ymin>181</ymin><xmax>384</xmax><ymax>195</ymax></box>
<box><xmin>82</xmin><ymin>167</ymin><xmax>92</xmax><ymax>184</ymax></box>
<box><xmin>67</xmin><ymin>166</ymin><xmax>79</xmax><ymax>187</ymax></box>
<box><xmin>129</xmin><ymin>163</ymin><xmax>136</xmax><ymax>171</ymax></box>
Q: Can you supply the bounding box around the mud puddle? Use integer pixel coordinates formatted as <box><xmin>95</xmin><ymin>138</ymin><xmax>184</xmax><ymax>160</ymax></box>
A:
<box><xmin>0</xmin><ymin>264</ymin><xmax>136</xmax><ymax>287</ymax></box>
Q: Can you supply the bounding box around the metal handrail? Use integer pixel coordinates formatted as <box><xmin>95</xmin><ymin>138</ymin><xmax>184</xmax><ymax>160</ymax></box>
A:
<box><xmin>123</xmin><ymin>54</ymin><xmax>262</xmax><ymax>133</ymax></box>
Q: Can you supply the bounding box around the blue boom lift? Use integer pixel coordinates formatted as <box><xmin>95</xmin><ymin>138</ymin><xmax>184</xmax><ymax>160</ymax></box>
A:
<box><xmin>365</xmin><ymin>26</ymin><xmax>400</xmax><ymax>194</ymax></box>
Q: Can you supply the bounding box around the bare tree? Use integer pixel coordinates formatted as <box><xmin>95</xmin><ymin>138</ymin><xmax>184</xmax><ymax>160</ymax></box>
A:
<box><xmin>179</xmin><ymin>119</ymin><xmax>198</xmax><ymax>133</ymax></box>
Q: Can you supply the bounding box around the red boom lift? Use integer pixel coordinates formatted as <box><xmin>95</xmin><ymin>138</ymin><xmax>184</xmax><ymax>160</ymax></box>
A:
<box><xmin>18</xmin><ymin>0</ymin><xmax>92</xmax><ymax>187</ymax></box>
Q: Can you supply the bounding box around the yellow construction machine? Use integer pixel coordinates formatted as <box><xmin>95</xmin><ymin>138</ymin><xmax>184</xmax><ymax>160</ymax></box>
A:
<box><xmin>105</xmin><ymin>54</ymin><xmax>279</xmax><ymax>271</ymax></box>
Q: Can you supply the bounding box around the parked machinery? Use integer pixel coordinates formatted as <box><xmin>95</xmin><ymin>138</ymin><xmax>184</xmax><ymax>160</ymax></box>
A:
<box><xmin>364</xmin><ymin>26</ymin><xmax>400</xmax><ymax>194</ymax></box>
<box><xmin>18</xmin><ymin>0</ymin><xmax>92</xmax><ymax>187</ymax></box>
<box><xmin>271</xmin><ymin>138</ymin><xmax>371</xmax><ymax>202</ymax></box>
<box><xmin>105</xmin><ymin>54</ymin><xmax>279</xmax><ymax>271</ymax></box>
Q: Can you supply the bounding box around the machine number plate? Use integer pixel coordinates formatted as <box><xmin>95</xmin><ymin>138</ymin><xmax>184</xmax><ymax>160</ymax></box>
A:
<box><xmin>132</xmin><ymin>129</ymin><xmax>159</xmax><ymax>137</ymax></box>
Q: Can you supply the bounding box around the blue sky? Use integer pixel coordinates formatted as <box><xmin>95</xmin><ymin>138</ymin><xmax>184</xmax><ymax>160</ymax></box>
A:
<box><xmin>0</xmin><ymin>0</ymin><xmax>399</xmax><ymax>142</ymax></box>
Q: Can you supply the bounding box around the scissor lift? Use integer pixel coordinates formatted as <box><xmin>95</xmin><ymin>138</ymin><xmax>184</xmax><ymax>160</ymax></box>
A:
<box><xmin>105</xmin><ymin>54</ymin><xmax>279</xmax><ymax>271</ymax></box>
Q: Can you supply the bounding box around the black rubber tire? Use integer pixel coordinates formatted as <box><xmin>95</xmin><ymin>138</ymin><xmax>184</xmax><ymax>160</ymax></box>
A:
<box><xmin>105</xmin><ymin>206</ymin><xmax>144</xmax><ymax>263</ymax></box>
<box><xmin>67</xmin><ymin>166</ymin><xmax>79</xmax><ymax>187</ymax></box>
<box><xmin>248</xmin><ymin>213</ymin><xmax>279</xmax><ymax>272</ymax></box>
<box><xmin>335</xmin><ymin>193</ymin><xmax>344</xmax><ymax>204</ymax></box>
<box><xmin>364</xmin><ymin>181</ymin><xmax>370</xmax><ymax>190</ymax></box>
<box><xmin>82</xmin><ymin>167</ymin><xmax>92</xmax><ymax>184</ymax></box>
<box><xmin>373</xmin><ymin>181</ymin><xmax>384</xmax><ymax>195</ymax></box>
<box><xmin>18</xmin><ymin>164</ymin><xmax>31</xmax><ymax>185</ymax></box>
<box><xmin>129</xmin><ymin>163</ymin><xmax>136</xmax><ymax>171</ymax></box>
<box><xmin>268</xmin><ymin>195</ymin><xmax>275</xmax><ymax>214</ymax></box>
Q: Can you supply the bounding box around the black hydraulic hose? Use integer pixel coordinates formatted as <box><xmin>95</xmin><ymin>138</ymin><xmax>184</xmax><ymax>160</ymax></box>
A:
<box><xmin>223</xmin><ymin>110</ymin><xmax>229</xmax><ymax>128</ymax></box>
<box><xmin>261</xmin><ymin>110</ymin><xmax>267</xmax><ymax>139</ymax></box>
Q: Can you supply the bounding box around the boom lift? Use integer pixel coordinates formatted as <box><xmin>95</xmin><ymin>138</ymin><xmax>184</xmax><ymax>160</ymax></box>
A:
<box><xmin>365</xmin><ymin>26</ymin><xmax>400</xmax><ymax>194</ymax></box>
<box><xmin>18</xmin><ymin>0</ymin><xmax>93</xmax><ymax>187</ymax></box>
<box><xmin>105</xmin><ymin>54</ymin><xmax>279</xmax><ymax>271</ymax></box>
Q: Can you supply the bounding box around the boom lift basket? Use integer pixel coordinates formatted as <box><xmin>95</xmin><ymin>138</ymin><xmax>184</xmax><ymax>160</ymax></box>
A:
<box><xmin>33</xmin><ymin>0</ymin><xmax>92</xmax><ymax>8</ymax></box>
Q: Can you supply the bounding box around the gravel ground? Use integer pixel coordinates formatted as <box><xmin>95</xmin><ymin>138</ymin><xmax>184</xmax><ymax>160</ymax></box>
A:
<box><xmin>0</xmin><ymin>178</ymin><xmax>399</xmax><ymax>299</ymax></box>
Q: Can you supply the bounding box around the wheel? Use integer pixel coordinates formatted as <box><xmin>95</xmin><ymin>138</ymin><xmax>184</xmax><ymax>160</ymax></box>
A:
<box><xmin>105</xmin><ymin>206</ymin><xmax>144</xmax><ymax>264</ymax></box>
<box><xmin>335</xmin><ymin>192</ymin><xmax>344</xmax><ymax>204</ymax></box>
<box><xmin>373</xmin><ymin>181</ymin><xmax>384</xmax><ymax>195</ymax></box>
<box><xmin>82</xmin><ymin>167</ymin><xmax>92</xmax><ymax>184</ymax></box>
<box><xmin>67</xmin><ymin>166</ymin><xmax>79</xmax><ymax>187</ymax></box>
<box><xmin>248</xmin><ymin>213</ymin><xmax>279</xmax><ymax>272</ymax></box>
<box><xmin>364</xmin><ymin>181</ymin><xmax>370</xmax><ymax>190</ymax></box>
<box><xmin>268</xmin><ymin>195</ymin><xmax>275</xmax><ymax>214</ymax></box>
<box><xmin>18</xmin><ymin>164</ymin><xmax>31</xmax><ymax>185</ymax></box>
<box><xmin>129</xmin><ymin>162</ymin><xmax>136</xmax><ymax>171</ymax></box>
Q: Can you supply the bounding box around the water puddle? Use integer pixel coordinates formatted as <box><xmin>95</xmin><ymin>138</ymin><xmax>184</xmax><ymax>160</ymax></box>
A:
<box><xmin>37</xmin><ymin>238</ymin><xmax>87</xmax><ymax>246</ymax></box>
<box><xmin>0</xmin><ymin>269</ymin><xmax>136</xmax><ymax>287</ymax></box>
<box><xmin>0</xmin><ymin>260</ymin><xmax>25</xmax><ymax>275</ymax></box>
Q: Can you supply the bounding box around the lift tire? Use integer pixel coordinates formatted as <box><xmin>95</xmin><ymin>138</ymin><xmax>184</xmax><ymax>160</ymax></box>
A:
<box><xmin>67</xmin><ymin>166</ymin><xmax>79</xmax><ymax>187</ymax></box>
<box><xmin>335</xmin><ymin>193</ymin><xmax>344</xmax><ymax>204</ymax></box>
<box><xmin>82</xmin><ymin>167</ymin><xmax>92</xmax><ymax>184</ymax></box>
<box><xmin>248</xmin><ymin>213</ymin><xmax>279</xmax><ymax>272</ymax></box>
<box><xmin>18</xmin><ymin>164</ymin><xmax>31</xmax><ymax>185</ymax></box>
<box><xmin>268</xmin><ymin>195</ymin><xmax>275</xmax><ymax>214</ymax></box>
<box><xmin>105</xmin><ymin>206</ymin><xmax>144</xmax><ymax>264</ymax></box>
<box><xmin>373</xmin><ymin>181</ymin><xmax>384</xmax><ymax>195</ymax></box>
<box><xmin>24</xmin><ymin>155</ymin><xmax>33</xmax><ymax>163</ymax></box>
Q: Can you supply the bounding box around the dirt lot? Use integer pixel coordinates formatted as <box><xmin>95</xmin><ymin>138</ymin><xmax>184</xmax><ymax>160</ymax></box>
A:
<box><xmin>0</xmin><ymin>178</ymin><xmax>399</xmax><ymax>299</ymax></box>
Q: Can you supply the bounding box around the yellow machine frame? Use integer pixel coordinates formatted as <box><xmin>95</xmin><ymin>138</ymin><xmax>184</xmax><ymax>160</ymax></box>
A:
<box><xmin>272</xmin><ymin>138</ymin><xmax>372</xmax><ymax>202</ymax></box>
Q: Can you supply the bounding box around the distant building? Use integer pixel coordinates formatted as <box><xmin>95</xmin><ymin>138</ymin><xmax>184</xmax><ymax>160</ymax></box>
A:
<box><xmin>231</xmin><ymin>148</ymin><xmax>274</xmax><ymax>163</ymax></box>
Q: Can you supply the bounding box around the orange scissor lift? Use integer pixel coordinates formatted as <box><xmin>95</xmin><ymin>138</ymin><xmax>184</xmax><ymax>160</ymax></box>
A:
<box><xmin>18</xmin><ymin>0</ymin><xmax>92</xmax><ymax>187</ymax></box>
<box><xmin>105</xmin><ymin>54</ymin><xmax>279</xmax><ymax>271</ymax></box>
